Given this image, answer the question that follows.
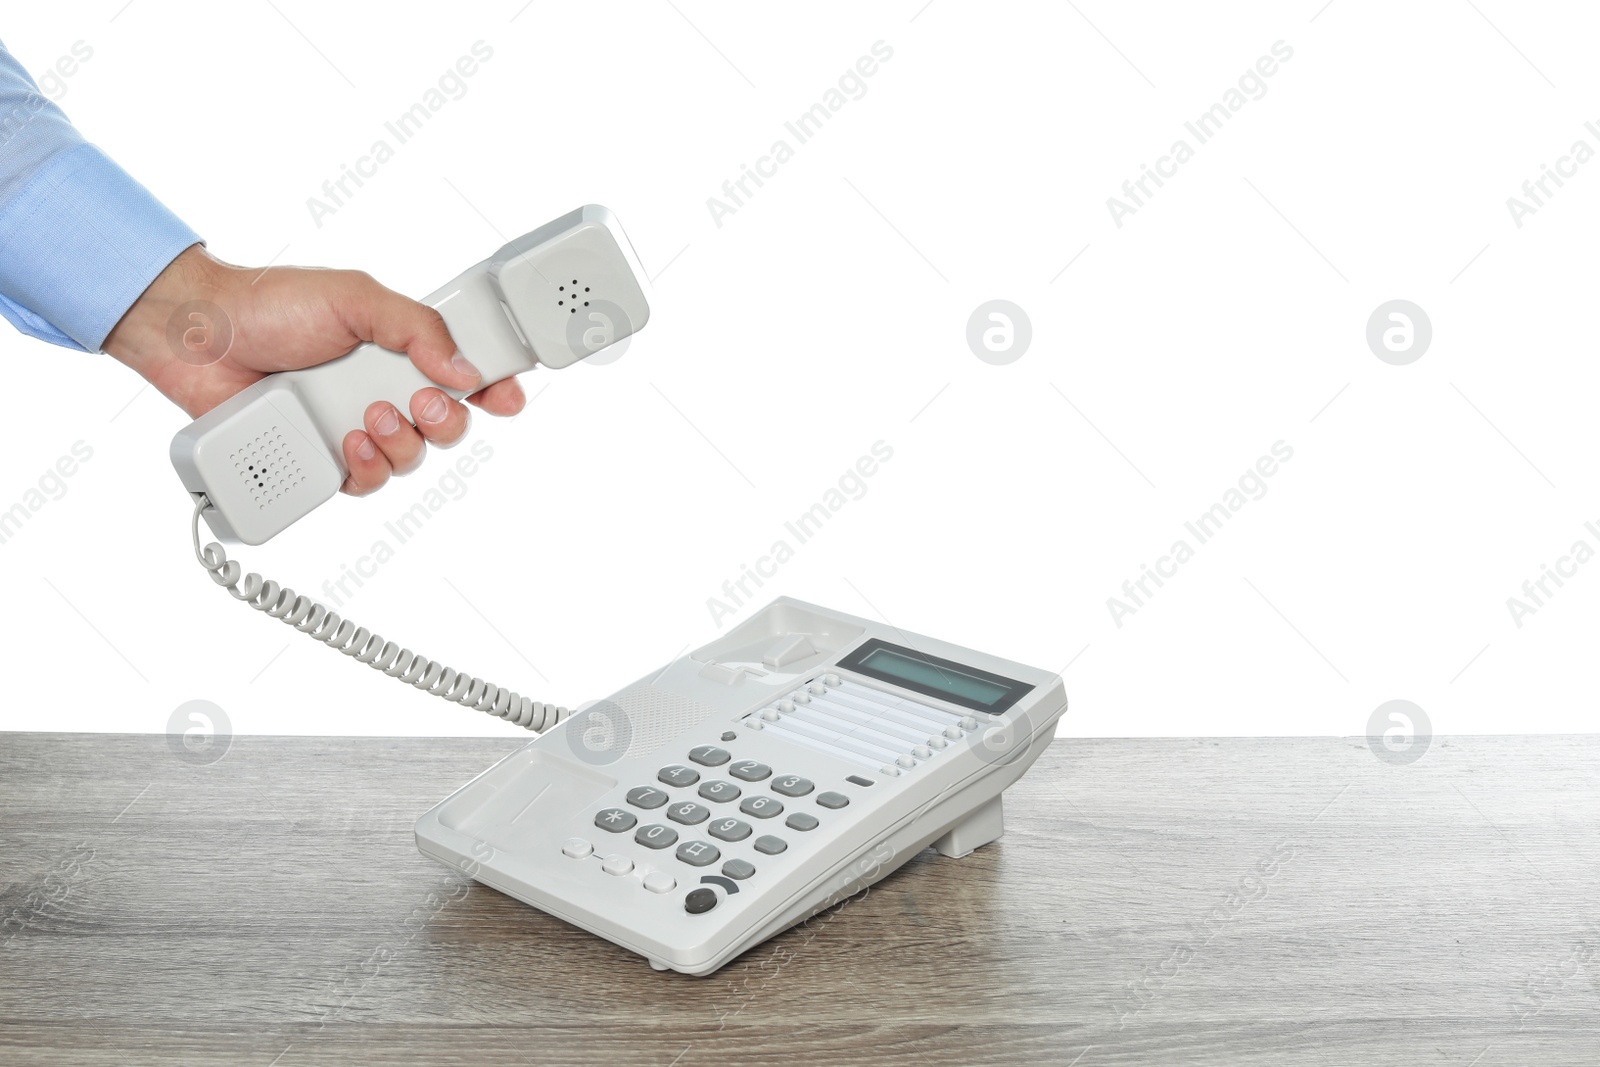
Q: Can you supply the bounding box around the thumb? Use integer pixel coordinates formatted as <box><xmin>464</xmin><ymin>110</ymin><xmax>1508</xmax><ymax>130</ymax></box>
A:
<box><xmin>334</xmin><ymin>270</ymin><xmax>482</xmax><ymax>392</ymax></box>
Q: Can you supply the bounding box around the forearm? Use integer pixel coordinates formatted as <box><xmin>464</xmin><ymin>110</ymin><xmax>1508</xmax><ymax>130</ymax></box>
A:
<box><xmin>0</xmin><ymin>38</ymin><xmax>201</xmax><ymax>352</ymax></box>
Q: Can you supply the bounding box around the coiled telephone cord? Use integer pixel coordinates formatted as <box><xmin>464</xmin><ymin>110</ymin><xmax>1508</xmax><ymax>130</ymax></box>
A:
<box><xmin>191</xmin><ymin>496</ymin><xmax>567</xmax><ymax>732</ymax></box>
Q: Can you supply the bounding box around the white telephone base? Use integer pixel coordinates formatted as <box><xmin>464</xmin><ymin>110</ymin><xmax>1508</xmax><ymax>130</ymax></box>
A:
<box><xmin>414</xmin><ymin>598</ymin><xmax>1067</xmax><ymax>976</ymax></box>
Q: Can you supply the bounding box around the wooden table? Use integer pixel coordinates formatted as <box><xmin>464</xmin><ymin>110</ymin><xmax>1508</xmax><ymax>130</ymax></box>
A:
<box><xmin>2</xmin><ymin>733</ymin><xmax>1597</xmax><ymax>1066</ymax></box>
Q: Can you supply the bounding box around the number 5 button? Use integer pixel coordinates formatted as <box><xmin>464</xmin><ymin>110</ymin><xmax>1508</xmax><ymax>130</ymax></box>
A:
<box><xmin>698</xmin><ymin>780</ymin><xmax>741</xmax><ymax>802</ymax></box>
<box><xmin>771</xmin><ymin>775</ymin><xmax>813</xmax><ymax>797</ymax></box>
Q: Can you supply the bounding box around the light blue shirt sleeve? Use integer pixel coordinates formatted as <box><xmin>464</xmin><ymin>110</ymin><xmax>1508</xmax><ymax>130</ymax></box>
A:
<box><xmin>0</xmin><ymin>38</ymin><xmax>201</xmax><ymax>352</ymax></box>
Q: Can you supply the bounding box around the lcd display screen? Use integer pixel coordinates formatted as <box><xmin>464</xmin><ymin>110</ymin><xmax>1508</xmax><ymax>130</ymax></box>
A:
<box><xmin>836</xmin><ymin>639</ymin><xmax>1031</xmax><ymax>714</ymax></box>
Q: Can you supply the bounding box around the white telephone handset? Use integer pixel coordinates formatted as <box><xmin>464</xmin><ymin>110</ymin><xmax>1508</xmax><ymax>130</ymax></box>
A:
<box><xmin>175</xmin><ymin>205</ymin><xmax>648</xmax><ymax>730</ymax></box>
<box><xmin>172</xmin><ymin>204</ymin><xmax>649</xmax><ymax>546</ymax></box>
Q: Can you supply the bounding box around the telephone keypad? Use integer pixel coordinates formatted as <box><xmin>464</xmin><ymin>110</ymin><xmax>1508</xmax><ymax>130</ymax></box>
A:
<box><xmin>604</xmin><ymin>745</ymin><xmax>870</xmax><ymax>892</ymax></box>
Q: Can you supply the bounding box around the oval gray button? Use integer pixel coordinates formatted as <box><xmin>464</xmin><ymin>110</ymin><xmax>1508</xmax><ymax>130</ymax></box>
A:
<box><xmin>635</xmin><ymin>823</ymin><xmax>678</xmax><ymax>849</ymax></box>
<box><xmin>709</xmin><ymin>817</ymin><xmax>752</xmax><ymax>842</ymax></box>
<box><xmin>676</xmin><ymin>840</ymin><xmax>721</xmax><ymax>867</ymax></box>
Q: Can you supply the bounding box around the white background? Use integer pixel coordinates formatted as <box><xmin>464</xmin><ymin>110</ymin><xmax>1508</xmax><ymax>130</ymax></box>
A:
<box><xmin>1</xmin><ymin>1</ymin><xmax>1596</xmax><ymax>740</ymax></box>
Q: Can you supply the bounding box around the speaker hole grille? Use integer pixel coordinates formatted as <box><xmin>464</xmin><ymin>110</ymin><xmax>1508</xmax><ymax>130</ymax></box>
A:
<box><xmin>230</xmin><ymin>426</ymin><xmax>307</xmax><ymax>509</ymax></box>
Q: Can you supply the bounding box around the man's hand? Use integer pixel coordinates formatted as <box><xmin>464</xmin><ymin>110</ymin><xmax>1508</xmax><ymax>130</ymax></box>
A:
<box><xmin>103</xmin><ymin>244</ymin><xmax>526</xmax><ymax>496</ymax></box>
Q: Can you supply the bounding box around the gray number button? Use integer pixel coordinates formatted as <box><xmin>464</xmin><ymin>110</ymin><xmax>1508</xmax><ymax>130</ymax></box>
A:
<box><xmin>708</xmin><ymin>817</ymin><xmax>752</xmax><ymax>842</ymax></box>
<box><xmin>729</xmin><ymin>760</ymin><xmax>771</xmax><ymax>782</ymax></box>
<box><xmin>635</xmin><ymin>823</ymin><xmax>679</xmax><ymax>849</ymax></box>
<box><xmin>667</xmin><ymin>802</ymin><xmax>710</xmax><ymax>825</ymax></box>
<box><xmin>626</xmin><ymin>786</ymin><xmax>668</xmax><ymax>809</ymax></box>
<box><xmin>771</xmin><ymin>775</ymin><xmax>813</xmax><ymax>797</ymax></box>
<box><xmin>675</xmin><ymin>840</ymin><xmax>721</xmax><ymax>867</ymax></box>
<box><xmin>740</xmin><ymin>796</ymin><xmax>783</xmax><ymax>819</ymax></box>
<box><xmin>689</xmin><ymin>745</ymin><xmax>731</xmax><ymax>766</ymax></box>
<box><xmin>698</xmin><ymin>780</ymin><xmax>741</xmax><ymax>803</ymax></box>
<box><xmin>658</xmin><ymin>764</ymin><xmax>700</xmax><ymax>788</ymax></box>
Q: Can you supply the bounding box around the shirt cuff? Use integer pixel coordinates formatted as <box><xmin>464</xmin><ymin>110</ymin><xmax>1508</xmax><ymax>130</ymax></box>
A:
<box><xmin>0</xmin><ymin>141</ymin><xmax>201</xmax><ymax>352</ymax></box>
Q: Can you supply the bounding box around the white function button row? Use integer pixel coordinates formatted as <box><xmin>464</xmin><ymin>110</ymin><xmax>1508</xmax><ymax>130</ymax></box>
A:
<box><xmin>749</xmin><ymin>716</ymin><xmax>883</xmax><ymax>771</ymax></box>
<box><xmin>752</xmin><ymin>672</ymin><xmax>976</xmax><ymax>776</ymax></box>
<box><xmin>755</xmin><ymin>674</ymin><xmax>968</xmax><ymax>775</ymax></box>
<box><xmin>775</xmin><ymin>713</ymin><xmax>907</xmax><ymax>764</ymax></box>
<box><xmin>834</xmin><ymin>680</ymin><xmax>968</xmax><ymax>729</ymax></box>
<box><xmin>787</xmin><ymin>699</ymin><xmax>927</xmax><ymax>752</ymax></box>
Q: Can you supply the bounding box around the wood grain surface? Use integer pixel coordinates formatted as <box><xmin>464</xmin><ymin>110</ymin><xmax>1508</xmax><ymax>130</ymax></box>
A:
<box><xmin>2</xmin><ymin>732</ymin><xmax>1597</xmax><ymax>1066</ymax></box>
